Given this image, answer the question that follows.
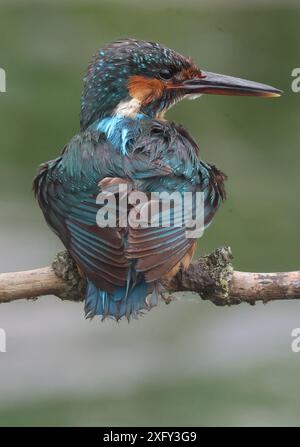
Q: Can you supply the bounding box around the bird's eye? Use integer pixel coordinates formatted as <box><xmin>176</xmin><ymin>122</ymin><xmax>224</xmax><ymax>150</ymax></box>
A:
<box><xmin>158</xmin><ymin>69</ymin><xmax>173</xmax><ymax>80</ymax></box>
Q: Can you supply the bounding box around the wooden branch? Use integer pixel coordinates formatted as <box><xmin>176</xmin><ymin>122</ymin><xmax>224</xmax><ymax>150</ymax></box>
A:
<box><xmin>0</xmin><ymin>247</ymin><xmax>300</xmax><ymax>306</ymax></box>
<box><xmin>0</xmin><ymin>267</ymin><xmax>66</xmax><ymax>303</ymax></box>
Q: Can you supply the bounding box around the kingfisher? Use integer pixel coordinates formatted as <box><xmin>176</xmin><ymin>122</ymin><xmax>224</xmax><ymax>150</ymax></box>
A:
<box><xmin>33</xmin><ymin>39</ymin><xmax>281</xmax><ymax>320</ymax></box>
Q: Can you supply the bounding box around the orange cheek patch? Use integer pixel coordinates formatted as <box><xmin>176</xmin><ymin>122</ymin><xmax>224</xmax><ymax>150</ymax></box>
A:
<box><xmin>128</xmin><ymin>75</ymin><xmax>165</xmax><ymax>105</ymax></box>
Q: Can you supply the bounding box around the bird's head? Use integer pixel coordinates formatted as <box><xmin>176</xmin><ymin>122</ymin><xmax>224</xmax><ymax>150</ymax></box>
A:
<box><xmin>80</xmin><ymin>38</ymin><xmax>282</xmax><ymax>130</ymax></box>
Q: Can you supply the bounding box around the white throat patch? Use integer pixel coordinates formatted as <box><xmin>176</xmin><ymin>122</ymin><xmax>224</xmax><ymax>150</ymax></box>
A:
<box><xmin>113</xmin><ymin>97</ymin><xmax>141</xmax><ymax>118</ymax></box>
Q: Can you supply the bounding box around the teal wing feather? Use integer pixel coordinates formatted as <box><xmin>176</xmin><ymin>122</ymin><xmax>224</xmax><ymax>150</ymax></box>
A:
<box><xmin>33</xmin><ymin>128</ymin><xmax>173</xmax><ymax>291</ymax></box>
<box><xmin>125</xmin><ymin>121</ymin><xmax>227</xmax><ymax>282</ymax></box>
<box><xmin>34</xmin><ymin>120</ymin><xmax>226</xmax><ymax>293</ymax></box>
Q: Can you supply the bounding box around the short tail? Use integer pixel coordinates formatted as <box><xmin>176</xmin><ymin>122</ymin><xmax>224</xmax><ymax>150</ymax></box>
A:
<box><xmin>84</xmin><ymin>280</ymin><xmax>157</xmax><ymax>321</ymax></box>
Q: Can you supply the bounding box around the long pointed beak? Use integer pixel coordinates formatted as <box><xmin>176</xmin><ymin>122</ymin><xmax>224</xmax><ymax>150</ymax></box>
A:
<box><xmin>180</xmin><ymin>71</ymin><xmax>282</xmax><ymax>97</ymax></box>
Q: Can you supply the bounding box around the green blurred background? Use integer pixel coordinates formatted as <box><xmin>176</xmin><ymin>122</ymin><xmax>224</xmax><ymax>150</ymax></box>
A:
<box><xmin>0</xmin><ymin>0</ymin><xmax>300</xmax><ymax>427</ymax></box>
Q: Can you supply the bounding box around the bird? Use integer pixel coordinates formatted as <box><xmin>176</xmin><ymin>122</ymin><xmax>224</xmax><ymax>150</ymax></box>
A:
<box><xmin>33</xmin><ymin>38</ymin><xmax>281</xmax><ymax>321</ymax></box>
